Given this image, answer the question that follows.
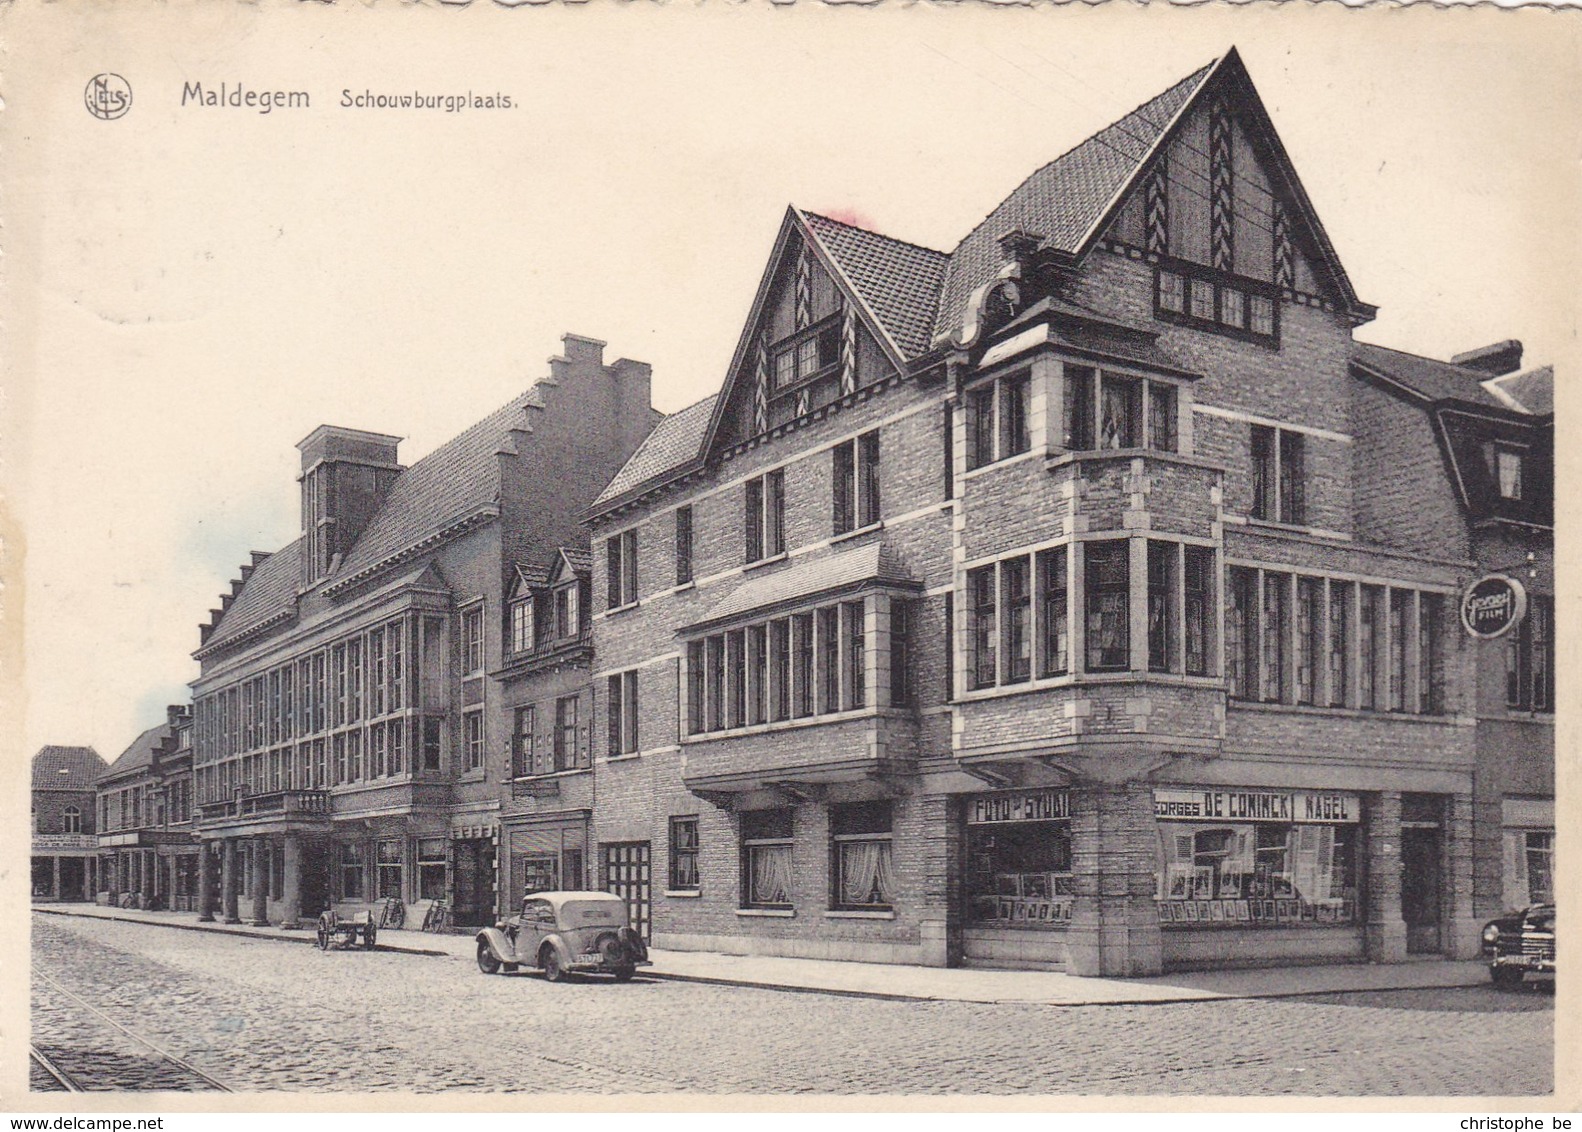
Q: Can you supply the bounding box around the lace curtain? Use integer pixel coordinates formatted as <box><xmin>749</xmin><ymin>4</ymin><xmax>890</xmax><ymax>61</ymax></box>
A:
<box><xmin>839</xmin><ymin>840</ymin><xmax>895</xmax><ymax>906</ymax></box>
<box><xmin>750</xmin><ymin>844</ymin><xmax>792</xmax><ymax>905</ymax></box>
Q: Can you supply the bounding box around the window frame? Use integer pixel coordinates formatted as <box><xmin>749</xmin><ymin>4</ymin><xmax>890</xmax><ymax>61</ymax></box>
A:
<box><xmin>1153</xmin><ymin>260</ymin><xmax>1280</xmax><ymax>346</ymax></box>
<box><xmin>829</xmin><ymin>801</ymin><xmax>895</xmax><ymax>912</ymax></box>
<box><xmin>675</xmin><ymin>505</ymin><xmax>694</xmax><ymax>586</ymax></box>
<box><xmin>669</xmin><ymin>816</ymin><xmax>700</xmax><ymax>893</ymax></box>
<box><xmin>746</xmin><ymin>468</ymin><xmax>787</xmax><ymax>562</ymax></box>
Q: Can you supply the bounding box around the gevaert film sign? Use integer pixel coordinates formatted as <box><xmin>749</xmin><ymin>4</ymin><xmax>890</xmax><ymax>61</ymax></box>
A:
<box><xmin>1460</xmin><ymin>573</ymin><xmax>1527</xmax><ymax>639</ymax></box>
<box><xmin>967</xmin><ymin>789</ymin><xmax>1071</xmax><ymax>824</ymax></box>
<box><xmin>1154</xmin><ymin>789</ymin><xmax>1360</xmax><ymax>823</ymax></box>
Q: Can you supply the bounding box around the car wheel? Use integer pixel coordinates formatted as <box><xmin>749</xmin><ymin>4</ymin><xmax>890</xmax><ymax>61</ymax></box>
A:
<box><xmin>612</xmin><ymin>965</ymin><xmax>636</xmax><ymax>982</ymax></box>
<box><xmin>316</xmin><ymin>927</ymin><xmax>330</xmax><ymax>951</ymax></box>
<box><xmin>540</xmin><ymin>945</ymin><xmax>564</xmax><ymax>983</ymax></box>
<box><xmin>477</xmin><ymin>940</ymin><xmax>502</xmax><ymax>975</ymax></box>
<box><xmin>1491</xmin><ymin>966</ymin><xmax>1524</xmax><ymax>989</ymax></box>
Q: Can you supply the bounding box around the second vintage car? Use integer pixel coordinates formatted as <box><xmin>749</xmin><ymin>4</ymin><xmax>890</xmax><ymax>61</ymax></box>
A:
<box><xmin>1480</xmin><ymin>903</ymin><xmax>1555</xmax><ymax>988</ymax></box>
<box><xmin>476</xmin><ymin>890</ymin><xmax>650</xmax><ymax>982</ymax></box>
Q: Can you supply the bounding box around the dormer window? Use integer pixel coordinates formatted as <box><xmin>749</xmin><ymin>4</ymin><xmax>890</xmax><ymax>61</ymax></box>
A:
<box><xmin>1485</xmin><ymin>442</ymin><xmax>1524</xmax><ymax>501</ymax></box>
<box><xmin>555</xmin><ymin>583</ymin><xmax>581</xmax><ymax>638</ymax></box>
<box><xmin>510</xmin><ymin>599</ymin><xmax>534</xmax><ymax>654</ymax></box>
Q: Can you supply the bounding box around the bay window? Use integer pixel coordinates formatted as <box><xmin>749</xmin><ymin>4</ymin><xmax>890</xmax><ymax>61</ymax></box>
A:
<box><xmin>1084</xmin><ymin>541</ymin><xmax>1129</xmax><ymax>672</ymax></box>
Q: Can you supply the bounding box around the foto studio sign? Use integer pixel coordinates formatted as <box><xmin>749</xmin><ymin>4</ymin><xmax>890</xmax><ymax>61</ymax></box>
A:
<box><xmin>1460</xmin><ymin>574</ymin><xmax>1527</xmax><ymax>639</ymax></box>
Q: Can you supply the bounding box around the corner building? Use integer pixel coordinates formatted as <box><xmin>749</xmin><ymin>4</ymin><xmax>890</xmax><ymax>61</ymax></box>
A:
<box><xmin>586</xmin><ymin>50</ymin><xmax>1490</xmax><ymax>976</ymax></box>
<box><xmin>190</xmin><ymin>335</ymin><xmax>656</xmax><ymax>929</ymax></box>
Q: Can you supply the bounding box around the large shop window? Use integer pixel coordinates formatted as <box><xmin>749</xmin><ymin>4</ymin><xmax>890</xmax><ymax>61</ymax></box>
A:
<box><xmin>340</xmin><ymin>843</ymin><xmax>365</xmax><ymax>900</ymax></box>
<box><xmin>830</xmin><ymin>801</ymin><xmax>895</xmax><ymax>911</ymax></box>
<box><xmin>1503</xmin><ymin>829</ymin><xmax>1554</xmax><ymax>909</ymax></box>
<box><xmin>1155</xmin><ymin>789</ymin><xmax>1360</xmax><ymax>928</ymax></box>
<box><xmin>740</xmin><ymin>808</ymin><xmax>793</xmax><ymax>909</ymax></box>
<box><xmin>965</xmin><ymin>790</ymin><xmax>1074</xmax><ymax>928</ymax></box>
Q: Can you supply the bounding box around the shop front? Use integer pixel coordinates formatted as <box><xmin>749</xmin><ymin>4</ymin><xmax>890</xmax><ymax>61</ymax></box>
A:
<box><xmin>1153</xmin><ymin>786</ymin><xmax>1366</xmax><ymax>970</ymax></box>
<box><xmin>1499</xmin><ymin>797</ymin><xmax>1553</xmax><ymax>913</ymax></box>
<box><xmin>961</xmin><ymin>788</ymin><xmax>1074</xmax><ymax>969</ymax></box>
<box><xmin>501</xmin><ymin>810</ymin><xmax>590</xmax><ymax>913</ymax></box>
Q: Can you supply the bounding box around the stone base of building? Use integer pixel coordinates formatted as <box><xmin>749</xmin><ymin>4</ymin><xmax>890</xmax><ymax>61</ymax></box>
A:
<box><xmin>653</xmin><ymin>931</ymin><xmax>938</xmax><ymax>967</ymax></box>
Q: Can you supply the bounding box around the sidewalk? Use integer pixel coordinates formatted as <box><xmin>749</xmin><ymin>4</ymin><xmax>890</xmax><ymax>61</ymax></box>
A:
<box><xmin>33</xmin><ymin>903</ymin><xmax>1489</xmax><ymax>1007</ymax></box>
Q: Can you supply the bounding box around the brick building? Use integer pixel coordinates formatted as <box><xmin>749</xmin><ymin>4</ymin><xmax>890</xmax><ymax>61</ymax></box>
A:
<box><xmin>189</xmin><ymin>334</ymin><xmax>656</xmax><ymax>930</ymax></box>
<box><xmin>583</xmin><ymin>49</ymin><xmax>1497</xmax><ymax>976</ymax></box>
<box><xmin>1350</xmin><ymin>343</ymin><xmax>1554</xmax><ymax>920</ymax></box>
<box><xmin>96</xmin><ymin>706</ymin><xmax>201</xmax><ymax>911</ymax></box>
<box><xmin>31</xmin><ymin>745</ymin><xmax>108</xmax><ymax>901</ymax></box>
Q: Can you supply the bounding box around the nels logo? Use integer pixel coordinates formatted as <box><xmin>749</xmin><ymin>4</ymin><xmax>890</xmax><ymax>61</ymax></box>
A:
<box><xmin>85</xmin><ymin>74</ymin><xmax>132</xmax><ymax>120</ymax></box>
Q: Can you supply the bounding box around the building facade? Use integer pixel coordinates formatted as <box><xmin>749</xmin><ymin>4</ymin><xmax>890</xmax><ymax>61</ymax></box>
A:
<box><xmin>31</xmin><ymin>745</ymin><xmax>109</xmax><ymax>901</ymax></box>
<box><xmin>96</xmin><ymin>706</ymin><xmax>201</xmax><ymax>911</ymax></box>
<box><xmin>584</xmin><ymin>50</ymin><xmax>1492</xmax><ymax>976</ymax></box>
<box><xmin>1349</xmin><ymin>342</ymin><xmax>1555</xmax><ymax>921</ymax></box>
<box><xmin>188</xmin><ymin>334</ymin><xmax>656</xmax><ymax>929</ymax></box>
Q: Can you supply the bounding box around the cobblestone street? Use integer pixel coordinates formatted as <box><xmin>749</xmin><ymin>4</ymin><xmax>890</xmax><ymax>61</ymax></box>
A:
<box><xmin>32</xmin><ymin>914</ymin><xmax>1553</xmax><ymax>1096</ymax></box>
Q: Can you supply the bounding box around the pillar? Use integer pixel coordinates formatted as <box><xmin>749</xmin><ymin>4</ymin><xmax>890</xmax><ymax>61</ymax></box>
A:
<box><xmin>197</xmin><ymin>842</ymin><xmax>216</xmax><ymax>921</ymax></box>
<box><xmin>141</xmin><ymin>851</ymin><xmax>154</xmax><ymax>907</ymax></box>
<box><xmin>1445</xmin><ymin>792</ymin><xmax>1480</xmax><ymax>959</ymax></box>
<box><xmin>250</xmin><ymin>837</ymin><xmax>269</xmax><ymax>925</ymax></box>
<box><xmin>918</xmin><ymin>793</ymin><xmax>960</xmax><ymax>967</ymax></box>
<box><xmin>1066</xmin><ymin>781</ymin><xmax>1163</xmax><ymax>977</ymax></box>
<box><xmin>280</xmin><ymin>835</ymin><xmax>303</xmax><ymax>930</ymax></box>
<box><xmin>52</xmin><ymin>857</ymin><xmax>61</xmax><ymax>900</ymax></box>
<box><xmin>1365</xmin><ymin>791</ymin><xmax>1406</xmax><ymax>963</ymax></box>
<box><xmin>221</xmin><ymin>838</ymin><xmax>241</xmax><ymax>924</ymax></box>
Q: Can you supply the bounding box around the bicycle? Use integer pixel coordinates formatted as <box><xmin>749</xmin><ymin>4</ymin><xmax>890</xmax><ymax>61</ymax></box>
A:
<box><xmin>377</xmin><ymin>895</ymin><xmax>405</xmax><ymax>930</ymax></box>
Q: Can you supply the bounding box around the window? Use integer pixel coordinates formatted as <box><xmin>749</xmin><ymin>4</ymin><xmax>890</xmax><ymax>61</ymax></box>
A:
<box><xmin>1085</xmin><ymin>541</ymin><xmax>1130</xmax><ymax>672</ymax></box>
<box><xmin>1064</xmin><ymin>366</ymin><xmax>1178</xmax><ymax>454</ymax></box>
<box><xmin>1261</xmin><ymin>573</ymin><xmax>1287</xmax><ymax>702</ymax></box>
<box><xmin>1358</xmin><ymin>584</ymin><xmax>1381</xmax><ymax>710</ymax></box>
<box><xmin>944</xmin><ymin>592</ymin><xmax>955</xmax><ymax>701</ymax></box>
<box><xmin>462</xmin><ymin>606</ymin><xmax>484</xmax><ymax>675</ymax></box>
<box><xmin>1037</xmin><ymin>548</ymin><xmax>1069</xmax><ymax>678</ymax></box>
<box><xmin>942</xmin><ymin>402</ymin><xmax>955</xmax><ymax>500</ymax></box>
<box><xmin>1183</xmin><ymin>546</ymin><xmax>1214</xmax><ymax>677</ymax></box>
<box><xmin>746</xmin><ymin>469</ymin><xmax>786</xmax><ymax>562</ymax></box>
<box><xmin>1327</xmin><ymin>580</ymin><xmax>1351</xmax><ymax>707</ymax></box>
<box><xmin>1251</xmin><ymin>425</ymin><xmax>1307</xmax><ymax>525</ymax></box>
<box><xmin>747</xmin><ymin>624</ymin><xmax>768</xmax><ymax>725</ymax></box>
<box><xmin>461</xmin><ymin>711</ymin><xmax>480</xmax><ymax>774</ymax></box>
<box><xmin>770</xmin><ymin>619</ymin><xmax>791</xmax><ymax>723</ymax></box>
<box><xmin>833</xmin><ymin>431</ymin><xmax>881</xmax><ymax>534</ymax></box>
<box><xmin>555</xmin><ymin>584</ymin><xmax>580</xmax><ymax>638</ymax></box>
<box><xmin>966</xmin><ymin>384</ymin><xmax>996</xmax><ymax>470</ymax></box>
<box><xmin>1147</xmin><ymin>541</ymin><xmax>1175</xmax><ymax>673</ymax></box>
<box><xmin>1388</xmin><ymin>589</ymin><xmax>1409</xmax><ymax>712</ymax></box>
<box><xmin>1506</xmin><ymin>595</ymin><xmax>1554</xmax><ymax>712</ymax></box>
<box><xmin>1419</xmin><ymin>593</ymin><xmax>1444</xmax><ymax>715</ymax></box>
<box><xmin>890</xmin><ymin>600</ymin><xmax>914</xmax><ymax>707</ymax></box>
<box><xmin>968</xmin><ymin>565</ymin><xmax>997</xmax><ymax>689</ymax></box>
<box><xmin>607</xmin><ymin>671</ymin><xmax>639</xmax><ymax>756</ymax></box>
<box><xmin>819</xmin><ymin>607</ymin><xmax>840</xmax><ymax>714</ymax></box>
<box><xmin>740</xmin><ymin>808</ymin><xmax>793</xmax><ymax>909</ymax></box>
<box><xmin>1226</xmin><ymin>567</ymin><xmax>1258</xmax><ymax>700</ymax></box>
<box><xmin>377</xmin><ymin>841</ymin><xmax>403</xmax><ymax>900</ymax></box>
<box><xmin>727</xmin><ymin>631</ymin><xmax>745</xmax><ymax>729</ymax></box>
<box><xmin>1001</xmin><ymin>558</ymin><xmax>1031</xmax><ymax>684</ymax></box>
<box><xmin>347</xmin><ymin>642</ymin><xmax>362</xmax><ymax>723</ymax></box>
<box><xmin>792</xmin><ymin>612</ymin><xmax>815</xmax><ymax>718</ymax></box>
<box><xmin>417</xmin><ymin>838</ymin><xmax>447</xmax><ymax>901</ymax></box>
<box><xmin>340</xmin><ymin>843</ymin><xmax>364</xmax><ymax>900</ymax></box>
<box><xmin>1295</xmin><ymin>577</ymin><xmax>1321</xmax><ymax>705</ymax></box>
<box><xmin>845</xmin><ymin>600</ymin><xmax>866</xmax><ymax>709</ymax></box>
<box><xmin>1154</xmin><ymin>263</ymin><xmax>1279</xmax><ymax>344</ymax></box>
<box><xmin>669</xmin><ymin>817</ymin><xmax>700</xmax><ymax>892</ymax></box>
<box><xmin>706</xmin><ymin>635</ymin><xmax>725</xmax><ymax>731</ymax></box>
<box><xmin>554</xmin><ymin>696</ymin><xmax>580</xmax><ymax>771</ymax></box>
<box><xmin>510</xmin><ymin>600</ymin><xmax>533</xmax><ymax>654</ymax></box>
<box><xmin>772</xmin><ymin>319</ymin><xmax>839</xmax><ymax>393</ymax></box>
<box><xmin>512</xmin><ymin>706</ymin><xmax>535</xmax><ymax>778</ymax></box>
<box><xmin>830</xmin><ymin>801</ymin><xmax>894</xmax><ymax>911</ymax></box>
<box><xmin>1000</xmin><ymin>374</ymin><xmax>1030</xmax><ymax>458</ymax></box>
<box><xmin>686</xmin><ymin>642</ymin><xmax>705</xmax><ymax>736</ymax></box>
<box><xmin>371</xmin><ymin>723</ymin><xmax>387</xmax><ymax>776</ymax></box>
<box><xmin>606</xmin><ymin>529</ymin><xmax>638</xmax><ymax>609</ymax></box>
<box><xmin>62</xmin><ymin>805</ymin><xmax>82</xmax><ymax>834</ymax></box>
<box><xmin>422</xmin><ymin>717</ymin><xmax>442</xmax><ymax>772</ymax></box>
<box><xmin>675</xmin><ymin>506</ymin><xmax>694</xmax><ymax>585</ymax></box>
<box><xmin>1489</xmin><ymin>445</ymin><xmax>1524</xmax><ymax>501</ymax></box>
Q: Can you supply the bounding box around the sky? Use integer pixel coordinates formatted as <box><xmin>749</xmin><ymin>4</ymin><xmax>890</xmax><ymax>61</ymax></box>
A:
<box><xmin>5</xmin><ymin>2</ymin><xmax>1578</xmax><ymax>767</ymax></box>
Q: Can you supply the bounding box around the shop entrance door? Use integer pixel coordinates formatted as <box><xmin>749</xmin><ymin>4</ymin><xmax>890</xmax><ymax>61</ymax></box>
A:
<box><xmin>1401</xmin><ymin>827</ymin><xmax>1442</xmax><ymax>954</ymax></box>
<box><xmin>601</xmin><ymin>842</ymin><xmax>651</xmax><ymax>941</ymax></box>
<box><xmin>452</xmin><ymin>839</ymin><xmax>497</xmax><ymax>927</ymax></box>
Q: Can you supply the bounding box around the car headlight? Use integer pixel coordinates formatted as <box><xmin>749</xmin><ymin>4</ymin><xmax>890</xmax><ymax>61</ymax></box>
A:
<box><xmin>1482</xmin><ymin>924</ymin><xmax>1502</xmax><ymax>945</ymax></box>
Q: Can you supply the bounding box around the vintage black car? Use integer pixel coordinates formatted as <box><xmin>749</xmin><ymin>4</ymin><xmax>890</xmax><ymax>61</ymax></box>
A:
<box><xmin>1480</xmin><ymin>903</ymin><xmax>1555</xmax><ymax>987</ymax></box>
<box><xmin>476</xmin><ymin>891</ymin><xmax>650</xmax><ymax>982</ymax></box>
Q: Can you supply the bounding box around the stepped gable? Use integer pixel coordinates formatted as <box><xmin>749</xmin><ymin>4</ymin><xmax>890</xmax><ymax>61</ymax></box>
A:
<box><xmin>201</xmin><ymin>540</ymin><xmax>302</xmax><ymax>652</ymax></box>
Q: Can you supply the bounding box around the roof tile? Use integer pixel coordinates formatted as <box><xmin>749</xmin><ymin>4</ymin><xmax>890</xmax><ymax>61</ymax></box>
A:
<box><xmin>32</xmin><ymin>746</ymin><xmax>109</xmax><ymax>791</ymax></box>
<box><xmin>592</xmin><ymin>394</ymin><xmax>717</xmax><ymax>511</ymax></box>
<box><xmin>802</xmin><ymin>213</ymin><xmax>948</xmax><ymax>359</ymax></box>
<box><xmin>202</xmin><ymin>540</ymin><xmax>302</xmax><ymax>651</ymax></box>
<box><xmin>688</xmin><ymin>542</ymin><xmax>918</xmax><ymax>630</ymax></box>
<box><xmin>1353</xmin><ymin>343</ymin><xmax>1512</xmax><ymax>410</ymax></box>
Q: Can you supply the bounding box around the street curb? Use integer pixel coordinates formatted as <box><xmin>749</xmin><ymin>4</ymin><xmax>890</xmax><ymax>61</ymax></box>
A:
<box><xmin>33</xmin><ymin>907</ymin><xmax>453</xmax><ymax>958</ymax></box>
<box><xmin>32</xmin><ymin>908</ymin><xmax>1493</xmax><ymax>1007</ymax></box>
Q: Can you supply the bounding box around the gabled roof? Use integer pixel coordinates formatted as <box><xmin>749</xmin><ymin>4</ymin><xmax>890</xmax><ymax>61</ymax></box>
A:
<box><xmin>101</xmin><ymin>722</ymin><xmax>172</xmax><ymax>785</ymax></box>
<box><xmin>591</xmin><ymin>394</ymin><xmax>717</xmax><ymax>512</ymax></box>
<box><xmin>1352</xmin><ymin>343</ymin><xmax>1514</xmax><ymax>412</ymax></box>
<box><xmin>558</xmin><ymin>546</ymin><xmax>592</xmax><ymax>576</ymax></box>
<box><xmin>32</xmin><ymin>746</ymin><xmax>108</xmax><ymax>791</ymax></box>
<box><xmin>334</xmin><ymin>389</ymin><xmax>539</xmax><ymax>582</ymax></box>
<box><xmin>202</xmin><ymin>540</ymin><xmax>302</xmax><ymax>652</ymax></box>
<box><xmin>802</xmin><ymin>212</ymin><xmax>948</xmax><ymax>360</ymax></box>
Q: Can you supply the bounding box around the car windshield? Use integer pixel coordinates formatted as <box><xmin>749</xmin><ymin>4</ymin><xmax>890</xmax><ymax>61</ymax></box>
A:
<box><xmin>558</xmin><ymin>900</ymin><xmax>624</xmax><ymax>928</ymax></box>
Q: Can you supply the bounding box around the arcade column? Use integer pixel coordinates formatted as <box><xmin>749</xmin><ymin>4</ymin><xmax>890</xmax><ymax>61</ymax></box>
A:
<box><xmin>197</xmin><ymin>842</ymin><xmax>216</xmax><ymax>921</ymax></box>
<box><xmin>221</xmin><ymin>838</ymin><xmax>241</xmax><ymax>924</ymax></box>
<box><xmin>250</xmin><ymin>837</ymin><xmax>269</xmax><ymax>925</ymax></box>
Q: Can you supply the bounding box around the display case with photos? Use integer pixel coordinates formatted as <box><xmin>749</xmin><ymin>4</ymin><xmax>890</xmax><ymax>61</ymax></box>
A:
<box><xmin>1155</xmin><ymin>821</ymin><xmax>1359</xmax><ymax>928</ymax></box>
<box><xmin>966</xmin><ymin>819</ymin><xmax>1075</xmax><ymax>930</ymax></box>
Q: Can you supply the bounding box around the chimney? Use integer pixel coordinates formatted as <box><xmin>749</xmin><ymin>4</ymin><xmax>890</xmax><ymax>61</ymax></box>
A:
<box><xmin>1452</xmin><ymin>340</ymin><xmax>1523</xmax><ymax>377</ymax></box>
<box><xmin>296</xmin><ymin>426</ymin><xmax>403</xmax><ymax>586</ymax></box>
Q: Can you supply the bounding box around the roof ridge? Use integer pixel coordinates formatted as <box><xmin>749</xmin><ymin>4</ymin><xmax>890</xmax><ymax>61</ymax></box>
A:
<box><xmin>801</xmin><ymin>211</ymin><xmax>950</xmax><ymax>259</ymax></box>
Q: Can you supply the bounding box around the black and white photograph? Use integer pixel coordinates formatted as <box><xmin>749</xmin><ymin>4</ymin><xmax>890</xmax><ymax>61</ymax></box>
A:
<box><xmin>2</xmin><ymin>0</ymin><xmax>1574</xmax><ymax>1113</ymax></box>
